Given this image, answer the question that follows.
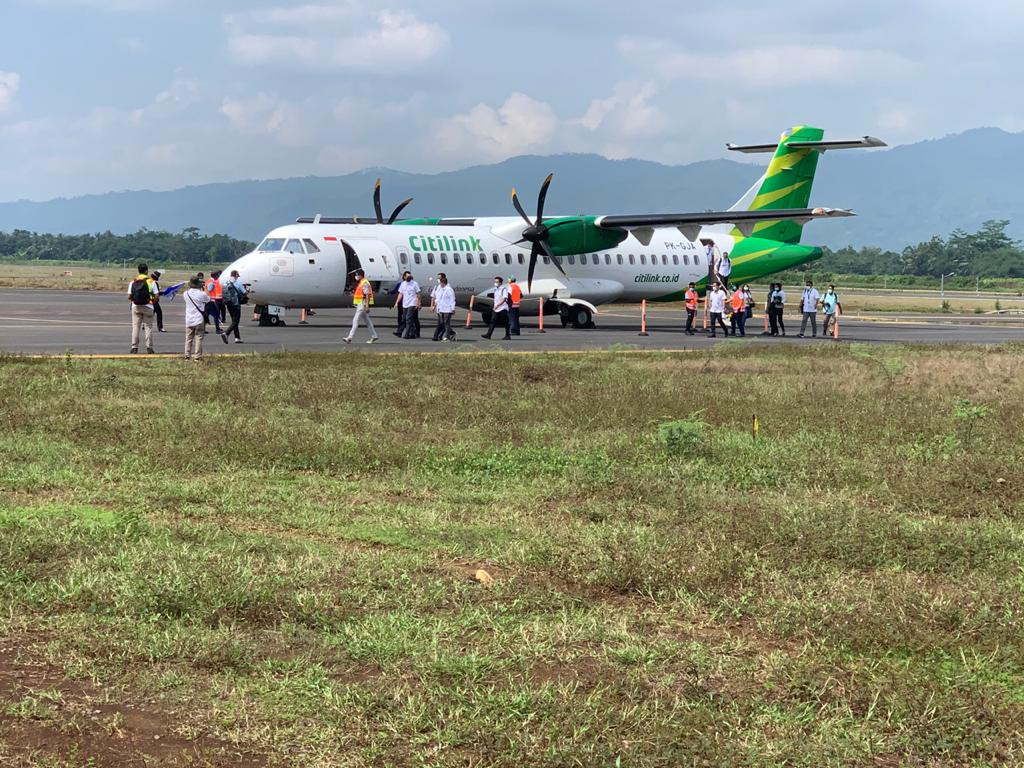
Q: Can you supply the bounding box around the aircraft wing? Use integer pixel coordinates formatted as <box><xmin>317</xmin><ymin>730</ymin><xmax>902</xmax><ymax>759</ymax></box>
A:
<box><xmin>595</xmin><ymin>207</ymin><xmax>854</xmax><ymax>244</ymax></box>
<box><xmin>160</xmin><ymin>281</ymin><xmax>187</xmax><ymax>300</ymax></box>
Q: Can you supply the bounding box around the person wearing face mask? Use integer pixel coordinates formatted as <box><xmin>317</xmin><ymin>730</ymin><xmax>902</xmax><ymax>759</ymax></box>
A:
<box><xmin>821</xmin><ymin>284</ymin><xmax>843</xmax><ymax>338</ymax></box>
<box><xmin>395</xmin><ymin>271</ymin><xmax>421</xmax><ymax>339</ymax></box>
<box><xmin>430</xmin><ymin>272</ymin><xmax>457</xmax><ymax>342</ymax></box>
<box><xmin>706</xmin><ymin>283</ymin><xmax>729</xmax><ymax>338</ymax></box>
<box><xmin>482</xmin><ymin>276</ymin><xmax>512</xmax><ymax>340</ymax></box>
<box><xmin>729</xmin><ymin>285</ymin><xmax>746</xmax><ymax>336</ymax></box>
<box><xmin>799</xmin><ymin>279</ymin><xmax>821</xmax><ymax>338</ymax></box>
<box><xmin>766</xmin><ymin>283</ymin><xmax>787</xmax><ymax>337</ymax></box>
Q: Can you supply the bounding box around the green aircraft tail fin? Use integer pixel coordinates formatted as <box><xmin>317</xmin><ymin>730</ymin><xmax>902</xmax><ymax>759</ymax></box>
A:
<box><xmin>735</xmin><ymin>125</ymin><xmax>824</xmax><ymax>244</ymax></box>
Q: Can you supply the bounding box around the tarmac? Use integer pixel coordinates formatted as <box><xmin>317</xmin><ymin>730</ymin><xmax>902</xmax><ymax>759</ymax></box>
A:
<box><xmin>3</xmin><ymin>289</ymin><xmax>1024</xmax><ymax>356</ymax></box>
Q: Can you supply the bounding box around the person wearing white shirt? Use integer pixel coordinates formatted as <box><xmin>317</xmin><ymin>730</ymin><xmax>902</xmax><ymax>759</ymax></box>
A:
<box><xmin>799</xmin><ymin>280</ymin><xmax>821</xmax><ymax>338</ymax></box>
<box><xmin>430</xmin><ymin>273</ymin><xmax>457</xmax><ymax>342</ymax></box>
<box><xmin>706</xmin><ymin>284</ymin><xmax>729</xmax><ymax>338</ymax></box>
<box><xmin>395</xmin><ymin>272</ymin><xmax>421</xmax><ymax>339</ymax></box>
<box><xmin>182</xmin><ymin>277</ymin><xmax>210</xmax><ymax>360</ymax></box>
<box><xmin>482</xmin><ymin>276</ymin><xmax>512</xmax><ymax>340</ymax></box>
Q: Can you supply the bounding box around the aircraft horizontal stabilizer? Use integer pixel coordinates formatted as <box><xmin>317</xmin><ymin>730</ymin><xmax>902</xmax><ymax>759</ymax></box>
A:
<box><xmin>727</xmin><ymin>136</ymin><xmax>887</xmax><ymax>154</ymax></box>
<box><xmin>596</xmin><ymin>207</ymin><xmax>854</xmax><ymax>239</ymax></box>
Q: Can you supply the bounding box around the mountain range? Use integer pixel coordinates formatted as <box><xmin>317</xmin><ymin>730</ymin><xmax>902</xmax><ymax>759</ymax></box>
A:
<box><xmin>0</xmin><ymin>127</ymin><xmax>1020</xmax><ymax>251</ymax></box>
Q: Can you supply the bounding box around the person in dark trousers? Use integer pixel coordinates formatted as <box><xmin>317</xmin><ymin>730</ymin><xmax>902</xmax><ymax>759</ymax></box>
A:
<box><xmin>798</xmin><ymin>279</ymin><xmax>820</xmax><ymax>338</ymax></box>
<box><xmin>394</xmin><ymin>272</ymin><xmax>421</xmax><ymax>339</ymax></box>
<box><xmin>706</xmin><ymin>283</ymin><xmax>729</xmax><ymax>337</ymax></box>
<box><xmin>766</xmin><ymin>283</ymin><xmax>786</xmax><ymax>336</ymax></box>
<box><xmin>205</xmin><ymin>270</ymin><xmax>224</xmax><ymax>333</ymax></box>
<box><xmin>684</xmin><ymin>282</ymin><xmax>700</xmax><ymax>335</ymax></box>
<box><xmin>482</xmin><ymin>276</ymin><xmax>511</xmax><ymax>340</ymax></box>
<box><xmin>219</xmin><ymin>269</ymin><xmax>246</xmax><ymax>344</ymax></box>
<box><xmin>430</xmin><ymin>272</ymin><xmax>457</xmax><ymax>341</ymax></box>
<box><xmin>150</xmin><ymin>270</ymin><xmax>167</xmax><ymax>332</ymax></box>
<box><xmin>508</xmin><ymin>276</ymin><xmax>522</xmax><ymax>335</ymax></box>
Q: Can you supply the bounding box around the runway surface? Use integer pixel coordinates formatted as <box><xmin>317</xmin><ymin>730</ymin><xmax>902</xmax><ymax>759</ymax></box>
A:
<box><xmin>3</xmin><ymin>289</ymin><xmax>1024</xmax><ymax>356</ymax></box>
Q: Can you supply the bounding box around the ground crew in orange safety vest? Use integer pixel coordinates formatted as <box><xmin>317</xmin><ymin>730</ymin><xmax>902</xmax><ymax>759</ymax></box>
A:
<box><xmin>729</xmin><ymin>288</ymin><xmax>747</xmax><ymax>337</ymax></box>
<box><xmin>343</xmin><ymin>268</ymin><xmax>379</xmax><ymax>344</ymax></box>
<box><xmin>508</xmin><ymin>276</ymin><xmax>523</xmax><ymax>335</ymax></box>
<box><xmin>684</xmin><ymin>282</ymin><xmax>701</xmax><ymax>335</ymax></box>
<box><xmin>204</xmin><ymin>269</ymin><xmax>224</xmax><ymax>333</ymax></box>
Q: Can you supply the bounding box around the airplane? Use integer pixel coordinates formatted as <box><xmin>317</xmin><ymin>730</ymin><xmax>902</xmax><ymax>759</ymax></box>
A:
<box><xmin>224</xmin><ymin>125</ymin><xmax>885</xmax><ymax>329</ymax></box>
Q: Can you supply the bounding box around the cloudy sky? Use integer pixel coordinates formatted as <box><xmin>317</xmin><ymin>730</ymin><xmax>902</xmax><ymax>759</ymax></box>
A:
<box><xmin>1</xmin><ymin>0</ymin><xmax>1021</xmax><ymax>201</ymax></box>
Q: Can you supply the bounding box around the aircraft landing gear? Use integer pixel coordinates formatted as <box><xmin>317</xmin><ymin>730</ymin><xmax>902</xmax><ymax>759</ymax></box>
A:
<box><xmin>561</xmin><ymin>304</ymin><xmax>593</xmax><ymax>329</ymax></box>
<box><xmin>257</xmin><ymin>305</ymin><xmax>287</xmax><ymax>327</ymax></box>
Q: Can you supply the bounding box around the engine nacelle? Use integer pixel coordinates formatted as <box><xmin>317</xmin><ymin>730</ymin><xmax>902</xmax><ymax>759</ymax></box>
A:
<box><xmin>544</xmin><ymin>216</ymin><xmax>628</xmax><ymax>256</ymax></box>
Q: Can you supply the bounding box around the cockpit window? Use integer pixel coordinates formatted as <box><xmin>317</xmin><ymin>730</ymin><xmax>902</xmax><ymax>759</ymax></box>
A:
<box><xmin>285</xmin><ymin>239</ymin><xmax>304</xmax><ymax>254</ymax></box>
<box><xmin>257</xmin><ymin>238</ymin><xmax>286</xmax><ymax>252</ymax></box>
<box><xmin>302</xmin><ymin>239</ymin><xmax>321</xmax><ymax>254</ymax></box>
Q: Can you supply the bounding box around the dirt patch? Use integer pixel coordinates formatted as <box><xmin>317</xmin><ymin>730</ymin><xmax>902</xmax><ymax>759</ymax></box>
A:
<box><xmin>0</xmin><ymin>636</ymin><xmax>265</xmax><ymax>767</ymax></box>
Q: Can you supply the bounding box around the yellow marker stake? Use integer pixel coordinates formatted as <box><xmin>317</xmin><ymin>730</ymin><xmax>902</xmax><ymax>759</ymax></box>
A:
<box><xmin>752</xmin><ymin>414</ymin><xmax>759</xmax><ymax>440</ymax></box>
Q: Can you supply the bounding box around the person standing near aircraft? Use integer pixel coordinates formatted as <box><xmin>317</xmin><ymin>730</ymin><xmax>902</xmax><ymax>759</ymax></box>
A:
<box><xmin>766</xmin><ymin>283</ymin><xmax>787</xmax><ymax>336</ymax></box>
<box><xmin>821</xmin><ymin>284</ymin><xmax>843</xmax><ymax>337</ymax></box>
<box><xmin>799</xmin><ymin>279</ymin><xmax>820</xmax><ymax>338</ymax></box>
<box><xmin>729</xmin><ymin>286</ymin><xmax>747</xmax><ymax>337</ymax></box>
<box><xmin>430</xmin><ymin>272</ymin><xmax>457</xmax><ymax>342</ymax></box>
<box><xmin>150</xmin><ymin>270</ymin><xmax>167</xmax><ymax>333</ymax></box>
<box><xmin>127</xmin><ymin>262</ymin><xmax>157</xmax><ymax>354</ymax></box>
<box><xmin>707</xmin><ymin>283</ymin><xmax>729</xmax><ymax>338</ymax></box>
<box><xmin>396</xmin><ymin>272</ymin><xmax>421</xmax><ymax>339</ymax></box>
<box><xmin>684</xmin><ymin>282</ymin><xmax>700</xmax><ymax>335</ymax></box>
<box><xmin>742</xmin><ymin>284</ymin><xmax>754</xmax><ymax>321</ymax></box>
<box><xmin>220</xmin><ymin>269</ymin><xmax>247</xmax><ymax>344</ymax></box>
<box><xmin>482</xmin><ymin>276</ymin><xmax>512</xmax><ymax>340</ymax></box>
<box><xmin>343</xmin><ymin>268</ymin><xmax>379</xmax><ymax>344</ymax></box>
<box><xmin>508</xmin><ymin>276</ymin><xmax>523</xmax><ymax>335</ymax></box>
<box><xmin>205</xmin><ymin>270</ymin><xmax>224</xmax><ymax>334</ymax></box>
<box><xmin>718</xmin><ymin>252</ymin><xmax>733</xmax><ymax>289</ymax></box>
<box><xmin>183</xmin><ymin>277</ymin><xmax>209</xmax><ymax>361</ymax></box>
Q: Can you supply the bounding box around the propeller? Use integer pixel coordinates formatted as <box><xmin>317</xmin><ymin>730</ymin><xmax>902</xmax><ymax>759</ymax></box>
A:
<box><xmin>510</xmin><ymin>173</ymin><xmax>574</xmax><ymax>291</ymax></box>
<box><xmin>373</xmin><ymin>178</ymin><xmax>413</xmax><ymax>225</ymax></box>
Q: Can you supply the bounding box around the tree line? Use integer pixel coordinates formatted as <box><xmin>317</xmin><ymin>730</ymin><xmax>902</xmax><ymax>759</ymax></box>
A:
<box><xmin>0</xmin><ymin>227</ymin><xmax>255</xmax><ymax>266</ymax></box>
<box><xmin>816</xmin><ymin>220</ymin><xmax>1024</xmax><ymax>278</ymax></box>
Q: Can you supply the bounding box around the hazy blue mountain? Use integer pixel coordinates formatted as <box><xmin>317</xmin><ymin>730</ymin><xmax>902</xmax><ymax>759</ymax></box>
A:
<box><xmin>1</xmin><ymin>127</ymin><xmax>1020</xmax><ymax>250</ymax></box>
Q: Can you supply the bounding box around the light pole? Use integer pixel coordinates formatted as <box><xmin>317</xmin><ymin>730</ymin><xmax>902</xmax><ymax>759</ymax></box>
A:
<box><xmin>941</xmin><ymin>272</ymin><xmax>956</xmax><ymax>299</ymax></box>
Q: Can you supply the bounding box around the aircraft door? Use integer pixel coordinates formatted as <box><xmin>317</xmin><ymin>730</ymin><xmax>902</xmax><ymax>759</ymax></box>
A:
<box><xmin>341</xmin><ymin>237</ymin><xmax>401</xmax><ymax>294</ymax></box>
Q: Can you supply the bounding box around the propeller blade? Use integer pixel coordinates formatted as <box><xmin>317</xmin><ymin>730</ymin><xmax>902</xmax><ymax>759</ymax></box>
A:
<box><xmin>511</xmin><ymin>187</ymin><xmax>532</xmax><ymax>226</ymax></box>
<box><xmin>527</xmin><ymin>244</ymin><xmax>539</xmax><ymax>293</ymax></box>
<box><xmin>373</xmin><ymin>178</ymin><xmax>384</xmax><ymax>224</ymax></box>
<box><xmin>539</xmin><ymin>238</ymin><xmax>566</xmax><ymax>277</ymax></box>
<box><xmin>387</xmin><ymin>197</ymin><xmax>414</xmax><ymax>225</ymax></box>
<box><xmin>535</xmin><ymin>173</ymin><xmax>553</xmax><ymax>224</ymax></box>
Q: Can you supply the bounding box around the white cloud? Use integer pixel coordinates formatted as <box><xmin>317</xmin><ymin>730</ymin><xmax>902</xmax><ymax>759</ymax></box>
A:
<box><xmin>23</xmin><ymin>0</ymin><xmax>166</xmax><ymax>9</ymax></box>
<box><xmin>224</xmin><ymin>3</ymin><xmax>449</xmax><ymax>73</ymax></box>
<box><xmin>433</xmin><ymin>93</ymin><xmax>557</xmax><ymax>161</ymax></box>
<box><xmin>619</xmin><ymin>39</ymin><xmax>915</xmax><ymax>87</ymax></box>
<box><xmin>576</xmin><ymin>82</ymin><xmax>666</xmax><ymax>139</ymax></box>
<box><xmin>220</xmin><ymin>93</ymin><xmax>313</xmax><ymax>147</ymax></box>
<box><xmin>0</xmin><ymin>72</ymin><xmax>20</xmax><ymax>114</ymax></box>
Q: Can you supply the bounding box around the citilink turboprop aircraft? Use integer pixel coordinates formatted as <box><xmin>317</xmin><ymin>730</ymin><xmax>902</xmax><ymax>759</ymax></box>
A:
<box><xmin>225</xmin><ymin>126</ymin><xmax>885</xmax><ymax>329</ymax></box>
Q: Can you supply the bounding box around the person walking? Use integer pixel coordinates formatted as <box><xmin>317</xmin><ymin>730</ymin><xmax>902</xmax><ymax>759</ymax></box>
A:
<box><xmin>150</xmin><ymin>270</ymin><xmax>167</xmax><ymax>333</ymax></box>
<box><xmin>395</xmin><ymin>272</ymin><xmax>421</xmax><ymax>339</ymax></box>
<box><xmin>821</xmin><ymin>284</ymin><xmax>843</xmax><ymax>338</ymax></box>
<box><xmin>127</xmin><ymin>262</ymin><xmax>157</xmax><ymax>353</ymax></box>
<box><xmin>482</xmin><ymin>276</ymin><xmax>512</xmax><ymax>340</ymax></box>
<box><xmin>799</xmin><ymin>279</ymin><xmax>820</xmax><ymax>338</ymax></box>
<box><xmin>684</xmin><ymin>282</ymin><xmax>700</xmax><ymax>335</ymax></box>
<box><xmin>219</xmin><ymin>269</ymin><xmax>247</xmax><ymax>344</ymax></box>
<box><xmin>742</xmin><ymin>284</ymin><xmax>754</xmax><ymax>320</ymax></box>
<box><xmin>766</xmin><ymin>283</ymin><xmax>787</xmax><ymax>336</ymax></box>
<box><xmin>707</xmin><ymin>283</ymin><xmax>729</xmax><ymax>338</ymax></box>
<box><xmin>508</xmin><ymin>276</ymin><xmax>523</xmax><ymax>335</ymax></box>
<box><xmin>729</xmin><ymin>286</ymin><xmax>747</xmax><ymax>336</ymax></box>
<box><xmin>430</xmin><ymin>272</ymin><xmax>457</xmax><ymax>342</ymax></box>
<box><xmin>205</xmin><ymin>270</ymin><xmax>224</xmax><ymax>334</ymax></box>
<box><xmin>718</xmin><ymin>251</ymin><xmax>733</xmax><ymax>289</ymax></box>
<box><xmin>343</xmin><ymin>268</ymin><xmax>379</xmax><ymax>344</ymax></box>
<box><xmin>183</xmin><ymin>277</ymin><xmax>209</xmax><ymax>361</ymax></box>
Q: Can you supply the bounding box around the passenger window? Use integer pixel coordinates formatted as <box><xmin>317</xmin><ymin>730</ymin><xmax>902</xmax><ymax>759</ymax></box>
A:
<box><xmin>518</xmin><ymin>253</ymin><xmax>524</xmax><ymax>264</ymax></box>
<box><xmin>303</xmin><ymin>239</ymin><xmax>321</xmax><ymax>253</ymax></box>
<box><xmin>616</xmin><ymin>254</ymin><xmax>623</xmax><ymax>265</ymax></box>
<box><xmin>604</xmin><ymin>254</ymin><xmax>611</xmax><ymax>265</ymax></box>
<box><xmin>440</xmin><ymin>253</ymin><xmax>447</xmax><ymax>264</ymax></box>
<box><xmin>662</xmin><ymin>255</ymin><xmax>668</xmax><ymax>265</ymax></box>
<box><xmin>672</xmin><ymin>254</ymin><xmax>679</xmax><ymax>266</ymax></box>
<box><xmin>285</xmin><ymin>239</ymin><xmax>304</xmax><ymax>254</ymax></box>
<box><xmin>414</xmin><ymin>253</ymin><xmax>421</xmax><ymax>264</ymax></box>
<box><xmin>683</xmin><ymin>254</ymin><xmax>689</xmax><ymax>266</ymax></box>
<box><xmin>592</xmin><ymin>254</ymin><xmax>599</xmax><ymax>265</ymax></box>
<box><xmin>400</xmin><ymin>252</ymin><xmax>408</xmax><ymax>265</ymax></box>
<box><xmin>568</xmin><ymin>255</ymin><xmax>575</xmax><ymax>265</ymax></box>
<box><xmin>454</xmin><ymin>254</ymin><xmax>461</xmax><ymax>264</ymax></box>
<box><xmin>640</xmin><ymin>254</ymin><xmax>646</xmax><ymax>265</ymax></box>
<box><xmin>467</xmin><ymin>253</ymin><xmax>474</xmax><ymax>264</ymax></box>
<box><xmin>492</xmin><ymin>253</ymin><xmax>499</xmax><ymax>265</ymax></box>
<box><xmin>427</xmin><ymin>253</ymin><xmax>435</xmax><ymax>264</ymax></box>
<box><xmin>694</xmin><ymin>254</ymin><xmax>701</xmax><ymax>265</ymax></box>
<box><xmin>543</xmin><ymin>255</ymin><xmax>551</xmax><ymax>265</ymax></box>
<box><xmin>629</xmin><ymin>255</ymin><xmax>635</xmax><ymax>265</ymax></box>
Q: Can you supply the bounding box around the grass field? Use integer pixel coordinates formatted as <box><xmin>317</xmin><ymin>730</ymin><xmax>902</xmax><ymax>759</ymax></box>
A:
<box><xmin>2</xmin><ymin>347</ymin><xmax>1024</xmax><ymax>766</ymax></box>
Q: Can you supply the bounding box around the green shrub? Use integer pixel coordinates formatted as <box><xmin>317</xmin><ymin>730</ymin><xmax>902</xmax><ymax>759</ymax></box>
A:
<box><xmin>655</xmin><ymin>413</ymin><xmax>706</xmax><ymax>457</ymax></box>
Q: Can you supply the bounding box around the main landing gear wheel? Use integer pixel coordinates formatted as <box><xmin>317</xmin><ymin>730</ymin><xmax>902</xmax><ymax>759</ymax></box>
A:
<box><xmin>568</xmin><ymin>305</ymin><xmax>593</xmax><ymax>329</ymax></box>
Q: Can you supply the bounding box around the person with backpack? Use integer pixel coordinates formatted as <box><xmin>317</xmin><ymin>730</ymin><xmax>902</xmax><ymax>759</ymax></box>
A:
<box><xmin>127</xmin><ymin>262</ymin><xmax>157</xmax><ymax>353</ymax></box>
<box><xmin>821</xmin><ymin>284</ymin><xmax>843</xmax><ymax>338</ymax></box>
<box><xmin>219</xmin><ymin>269</ymin><xmax>247</xmax><ymax>344</ymax></box>
<box><xmin>183</xmin><ymin>277</ymin><xmax>210</xmax><ymax>360</ymax></box>
<box><xmin>766</xmin><ymin>283</ymin><xmax>787</xmax><ymax>336</ymax></box>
